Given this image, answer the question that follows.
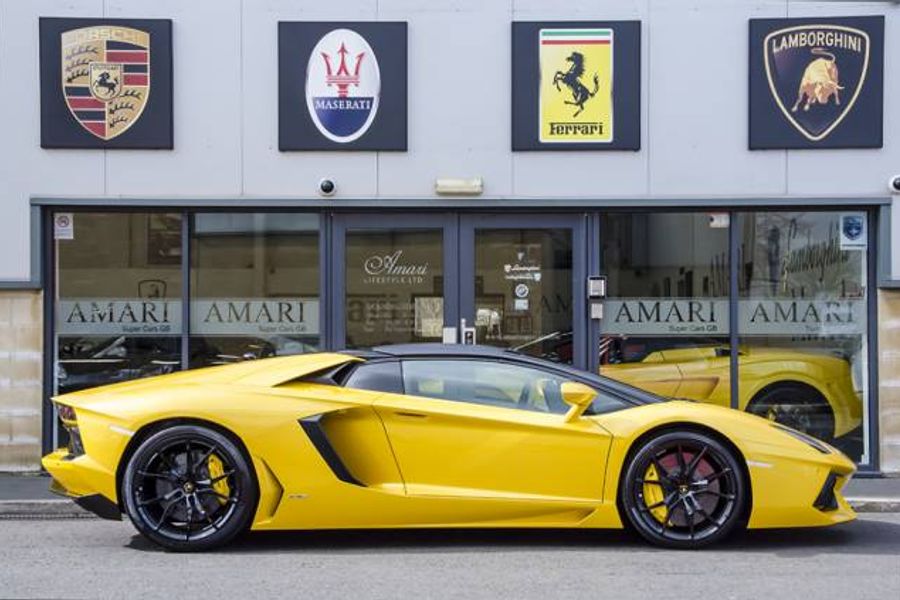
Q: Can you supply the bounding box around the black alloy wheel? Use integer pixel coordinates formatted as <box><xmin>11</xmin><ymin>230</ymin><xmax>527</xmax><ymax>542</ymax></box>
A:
<box><xmin>748</xmin><ymin>383</ymin><xmax>835</xmax><ymax>443</ymax></box>
<box><xmin>121</xmin><ymin>425</ymin><xmax>258</xmax><ymax>551</ymax></box>
<box><xmin>621</xmin><ymin>430</ymin><xmax>747</xmax><ymax>549</ymax></box>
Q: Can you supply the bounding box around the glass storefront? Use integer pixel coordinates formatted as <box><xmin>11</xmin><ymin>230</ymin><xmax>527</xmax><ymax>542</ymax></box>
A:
<box><xmin>46</xmin><ymin>207</ymin><xmax>876</xmax><ymax>466</ymax></box>
<box><xmin>190</xmin><ymin>213</ymin><xmax>320</xmax><ymax>367</ymax></box>
<box><xmin>599</xmin><ymin>210</ymin><xmax>870</xmax><ymax>463</ymax></box>
<box><xmin>55</xmin><ymin>213</ymin><xmax>183</xmax><ymax>396</ymax></box>
<box><xmin>600</xmin><ymin>213</ymin><xmax>730</xmax><ymax>397</ymax></box>
<box><xmin>736</xmin><ymin>211</ymin><xmax>868</xmax><ymax>462</ymax></box>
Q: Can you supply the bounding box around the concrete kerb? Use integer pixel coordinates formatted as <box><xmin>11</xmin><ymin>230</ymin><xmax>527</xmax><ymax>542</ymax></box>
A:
<box><xmin>1</xmin><ymin>497</ymin><xmax>898</xmax><ymax>520</ymax></box>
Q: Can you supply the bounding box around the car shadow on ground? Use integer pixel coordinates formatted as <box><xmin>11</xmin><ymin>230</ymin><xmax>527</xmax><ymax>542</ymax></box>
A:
<box><xmin>126</xmin><ymin>516</ymin><xmax>900</xmax><ymax>557</ymax></box>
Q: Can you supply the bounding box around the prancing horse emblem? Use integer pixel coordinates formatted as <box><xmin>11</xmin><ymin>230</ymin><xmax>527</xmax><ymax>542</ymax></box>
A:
<box><xmin>552</xmin><ymin>52</ymin><xmax>599</xmax><ymax>117</ymax></box>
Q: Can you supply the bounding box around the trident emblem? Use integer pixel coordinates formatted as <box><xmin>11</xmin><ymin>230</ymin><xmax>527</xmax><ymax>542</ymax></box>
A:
<box><xmin>321</xmin><ymin>42</ymin><xmax>365</xmax><ymax>98</ymax></box>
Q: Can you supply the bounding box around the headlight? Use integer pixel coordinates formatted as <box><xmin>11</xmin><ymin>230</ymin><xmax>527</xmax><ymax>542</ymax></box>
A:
<box><xmin>772</xmin><ymin>423</ymin><xmax>831</xmax><ymax>454</ymax></box>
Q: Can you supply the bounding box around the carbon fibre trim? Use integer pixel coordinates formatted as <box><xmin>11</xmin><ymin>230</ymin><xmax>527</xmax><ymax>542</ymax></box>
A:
<box><xmin>298</xmin><ymin>415</ymin><xmax>364</xmax><ymax>487</ymax></box>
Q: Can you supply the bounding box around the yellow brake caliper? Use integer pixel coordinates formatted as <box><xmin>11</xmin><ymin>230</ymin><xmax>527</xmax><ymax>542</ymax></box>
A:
<box><xmin>643</xmin><ymin>464</ymin><xmax>668</xmax><ymax>524</ymax></box>
<box><xmin>207</xmin><ymin>453</ymin><xmax>230</xmax><ymax>505</ymax></box>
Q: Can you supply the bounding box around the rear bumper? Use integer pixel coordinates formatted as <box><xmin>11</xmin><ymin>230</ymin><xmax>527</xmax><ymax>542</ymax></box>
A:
<box><xmin>42</xmin><ymin>448</ymin><xmax>122</xmax><ymax>521</ymax></box>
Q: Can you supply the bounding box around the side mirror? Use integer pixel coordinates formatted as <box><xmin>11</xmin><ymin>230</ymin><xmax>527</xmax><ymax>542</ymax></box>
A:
<box><xmin>560</xmin><ymin>381</ymin><xmax>597</xmax><ymax>422</ymax></box>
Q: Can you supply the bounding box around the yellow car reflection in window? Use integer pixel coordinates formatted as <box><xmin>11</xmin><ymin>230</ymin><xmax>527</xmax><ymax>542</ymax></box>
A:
<box><xmin>602</xmin><ymin>346</ymin><xmax>862</xmax><ymax>442</ymax></box>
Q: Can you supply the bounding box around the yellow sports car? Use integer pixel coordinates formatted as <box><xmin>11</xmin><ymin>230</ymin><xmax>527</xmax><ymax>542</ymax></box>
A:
<box><xmin>602</xmin><ymin>345</ymin><xmax>862</xmax><ymax>442</ymax></box>
<box><xmin>43</xmin><ymin>344</ymin><xmax>856</xmax><ymax>552</ymax></box>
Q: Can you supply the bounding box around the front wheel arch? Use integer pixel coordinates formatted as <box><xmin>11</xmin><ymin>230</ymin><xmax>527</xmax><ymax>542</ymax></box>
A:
<box><xmin>115</xmin><ymin>417</ymin><xmax>259</xmax><ymax>516</ymax></box>
<box><xmin>614</xmin><ymin>422</ymin><xmax>753</xmax><ymax>531</ymax></box>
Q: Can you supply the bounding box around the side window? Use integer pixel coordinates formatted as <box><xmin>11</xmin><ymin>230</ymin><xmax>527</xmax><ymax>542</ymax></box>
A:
<box><xmin>343</xmin><ymin>361</ymin><xmax>403</xmax><ymax>394</ymax></box>
<box><xmin>401</xmin><ymin>360</ymin><xmax>569</xmax><ymax>414</ymax></box>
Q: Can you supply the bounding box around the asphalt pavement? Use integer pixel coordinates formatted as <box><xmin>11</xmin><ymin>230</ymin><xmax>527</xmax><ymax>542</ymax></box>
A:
<box><xmin>1</xmin><ymin>515</ymin><xmax>898</xmax><ymax>599</ymax></box>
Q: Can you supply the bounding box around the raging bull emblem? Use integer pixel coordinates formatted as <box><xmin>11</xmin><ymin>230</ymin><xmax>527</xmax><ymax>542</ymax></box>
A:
<box><xmin>764</xmin><ymin>25</ymin><xmax>869</xmax><ymax>141</ymax></box>
<box><xmin>791</xmin><ymin>48</ymin><xmax>844</xmax><ymax>112</ymax></box>
<box><xmin>61</xmin><ymin>25</ymin><xmax>151</xmax><ymax>141</ymax></box>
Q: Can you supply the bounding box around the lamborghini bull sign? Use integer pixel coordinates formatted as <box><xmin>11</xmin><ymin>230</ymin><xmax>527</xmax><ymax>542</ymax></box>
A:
<box><xmin>749</xmin><ymin>16</ymin><xmax>883</xmax><ymax>149</ymax></box>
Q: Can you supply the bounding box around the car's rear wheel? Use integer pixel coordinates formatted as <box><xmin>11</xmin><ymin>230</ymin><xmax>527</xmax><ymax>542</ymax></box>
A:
<box><xmin>748</xmin><ymin>383</ymin><xmax>834</xmax><ymax>442</ymax></box>
<box><xmin>121</xmin><ymin>424</ymin><xmax>257</xmax><ymax>552</ymax></box>
<box><xmin>620</xmin><ymin>430</ymin><xmax>747</xmax><ymax>549</ymax></box>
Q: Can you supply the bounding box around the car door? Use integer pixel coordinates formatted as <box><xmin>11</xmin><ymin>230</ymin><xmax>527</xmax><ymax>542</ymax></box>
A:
<box><xmin>372</xmin><ymin>358</ymin><xmax>613</xmax><ymax>504</ymax></box>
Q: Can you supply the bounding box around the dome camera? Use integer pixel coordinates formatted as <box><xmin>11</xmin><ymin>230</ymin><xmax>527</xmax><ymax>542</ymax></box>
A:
<box><xmin>318</xmin><ymin>178</ymin><xmax>336</xmax><ymax>197</ymax></box>
<box><xmin>890</xmin><ymin>175</ymin><xmax>900</xmax><ymax>195</ymax></box>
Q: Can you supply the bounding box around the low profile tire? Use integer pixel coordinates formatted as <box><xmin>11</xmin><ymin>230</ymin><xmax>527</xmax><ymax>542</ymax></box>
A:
<box><xmin>121</xmin><ymin>424</ymin><xmax>258</xmax><ymax>552</ymax></box>
<box><xmin>748</xmin><ymin>383</ymin><xmax>835</xmax><ymax>443</ymax></box>
<box><xmin>620</xmin><ymin>430</ymin><xmax>747</xmax><ymax>549</ymax></box>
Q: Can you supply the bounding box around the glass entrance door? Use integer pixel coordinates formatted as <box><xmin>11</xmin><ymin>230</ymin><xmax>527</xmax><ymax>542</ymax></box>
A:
<box><xmin>333</xmin><ymin>213</ymin><xmax>586</xmax><ymax>368</ymax></box>
<box><xmin>332</xmin><ymin>214</ymin><xmax>458</xmax><ymax>349</ymax></box>
<box><xmin>460</xmin><ymin>215</ymin><xmax>586</xmax><ymax>368</ymax></box>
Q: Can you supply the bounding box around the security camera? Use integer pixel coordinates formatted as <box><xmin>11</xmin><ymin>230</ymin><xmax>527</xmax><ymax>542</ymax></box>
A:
<box><xmin>890</xmin><ymin>175</ymin><xmax>900</xmax><ymax>195</ymax></box>
<box><xmin>318</xmin><ymin>178</ymin><xmax>336</xmax><ymax>197</ymax></box>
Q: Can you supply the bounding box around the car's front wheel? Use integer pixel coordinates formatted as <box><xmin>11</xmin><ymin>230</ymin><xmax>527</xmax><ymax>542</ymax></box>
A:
<box><xmin>620</xmin><ymin>430</ymin><xmax>747</xmax><ymax>549</ymax></box>
<box><xmin>121</xmin><ymin>424</ymin><xmax>258</xmax><ymax>551</ymax></box>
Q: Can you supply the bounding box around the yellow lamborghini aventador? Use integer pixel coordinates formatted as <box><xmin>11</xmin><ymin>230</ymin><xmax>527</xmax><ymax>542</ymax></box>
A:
<box><xmin>42</xmin><ymin>344</ymin><xmax>856</xmax><ymax>552</ymax></box>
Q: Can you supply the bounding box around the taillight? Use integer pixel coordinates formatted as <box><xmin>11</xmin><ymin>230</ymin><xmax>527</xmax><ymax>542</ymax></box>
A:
<box><xmin>56</xmin><ymin>403</ymin><xmax>76</xmax><ymax>423</ymax></box>
<box><xmin>55</xmin><ymin>403</ymin><xmax>84</xmax><ymax>458</ymax></box>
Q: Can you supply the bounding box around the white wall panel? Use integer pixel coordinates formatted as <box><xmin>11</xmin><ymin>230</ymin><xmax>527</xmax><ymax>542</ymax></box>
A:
<box><xmin>103</xmin><ymin>0</ymin><xmax>242</xmax><ymax>196</ymax></box>
<box><xmin>376</xmin><ymin>1</ymin><xmax>513</xmax><ymax>197</ymax></box>
<box><xmin>0</xmin><ymin>0</ymin><xmax>105</xmax><ymax>281</ymax></box>
<box><xmin>648</xmin><ymin>0</ymin><xmax>788</xmax><ymax>196</ymax></box>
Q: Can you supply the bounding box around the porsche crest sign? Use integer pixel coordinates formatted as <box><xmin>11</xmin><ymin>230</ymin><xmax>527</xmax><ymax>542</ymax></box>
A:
<box><xmin>40</xmin><ymin>18</ymin><xmax>173</xmax><ymax>149</ymax></box>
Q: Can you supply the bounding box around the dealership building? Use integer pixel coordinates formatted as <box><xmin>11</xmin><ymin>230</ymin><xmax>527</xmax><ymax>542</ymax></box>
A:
<box><xmin>1</xmin><ymin>1</ymin><xmax>899</xmax><ymax>476</ymax></box>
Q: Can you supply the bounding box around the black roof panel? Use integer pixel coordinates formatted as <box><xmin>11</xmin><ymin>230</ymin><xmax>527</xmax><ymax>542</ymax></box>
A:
<box><xmin>369</xmin><ymin>343</ymin><xmax>511</xmax><ymax>357</ymax></box>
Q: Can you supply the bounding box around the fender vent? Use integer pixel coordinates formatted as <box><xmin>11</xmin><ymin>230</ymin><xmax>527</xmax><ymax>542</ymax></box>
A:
<box><xmin>298</xmin><ymin>415</ymin><xmax>364</xmax><ymax>487</ymax></box>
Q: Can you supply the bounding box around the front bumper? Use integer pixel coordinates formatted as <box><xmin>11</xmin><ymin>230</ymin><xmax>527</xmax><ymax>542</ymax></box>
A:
<box><xmin>746</xmin><ymin>446</ymin><xmax>857</xmax><ymax>529</ymax></box>
<box><xmin>42</xmin><ymin>448</ymin><xmax>122</xmax><ymax>521</ymax></box>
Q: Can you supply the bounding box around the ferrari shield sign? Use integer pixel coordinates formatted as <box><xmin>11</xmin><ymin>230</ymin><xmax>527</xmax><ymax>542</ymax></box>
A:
<box><xmin>60</xmin><ymin>26</ymin><xmax>150</xmax><ymax>141</ymax></box>
<box><xmin>512</xmin><ymin>21</ymin><xmax>640</xmax><ymax>151</ymax></box>
<box><xmin>539</xmin><ymin>28</ymin><xmax>613</xmax><ymax>143</ymax></box>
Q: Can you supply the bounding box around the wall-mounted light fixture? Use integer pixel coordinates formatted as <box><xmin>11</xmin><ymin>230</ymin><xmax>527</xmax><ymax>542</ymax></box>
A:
<box><xmin>435</xmin><ymin>177</ymin><xmax>483</xmax><ymax>196</ymax></box>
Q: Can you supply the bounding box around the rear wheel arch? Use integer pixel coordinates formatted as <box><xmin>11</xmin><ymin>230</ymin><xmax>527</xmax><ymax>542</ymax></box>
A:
<box><xmin>614</xmin><ymin>422</ymin><xmax>753</xmax><ymax>528</ymax></box>
<box><xmin>115</xmin><ymin>417</ymin><xmax>259</xmax><ymax>514</ymax></box>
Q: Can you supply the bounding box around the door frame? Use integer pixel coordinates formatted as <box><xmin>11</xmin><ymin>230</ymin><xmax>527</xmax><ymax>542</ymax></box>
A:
<box><xmin>459</xmin><ymin>213</ymin><xmax>588</xmax><ymax>370</ymax></box>
<box><xmin>330</xmin><ymin>213</ymin><xmax>459</xmax><ymax>350</ymax></box>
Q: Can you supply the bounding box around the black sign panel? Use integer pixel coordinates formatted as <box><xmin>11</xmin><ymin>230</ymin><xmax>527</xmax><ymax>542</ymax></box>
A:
<box><xmin>279</xmin><ymin>22</ymin><xmax>407</xmax><ymax>151</ymax></box>
<box><xmin>512</xmin><ymin>21</ymin><xmax>641</xmax><ymax>151</ymax></box>
<box><xmin>40</xmin><ymin>18</ymin><xmax>173</xmax><ymax>149</ymax></box>
<box><xmin>749</xmin><ymin>16</ymin><xmax>883</xmax><ymax>149</ymax></box>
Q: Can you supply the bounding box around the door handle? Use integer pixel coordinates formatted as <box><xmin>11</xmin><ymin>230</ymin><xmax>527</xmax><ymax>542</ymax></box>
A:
<box><xmin>394</xmin><ymin>411</ymin><xmax>428</xmax><ymax>419</ymax></box>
